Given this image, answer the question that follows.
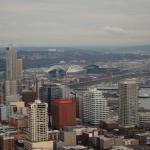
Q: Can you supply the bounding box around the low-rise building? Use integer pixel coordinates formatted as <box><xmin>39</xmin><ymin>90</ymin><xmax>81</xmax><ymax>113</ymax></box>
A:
<box><xmin>139</xmin><ymin>112</ymin><xmax>150</xmax><ymax>128</ymax></box>
<box><xmin>48</xmin><ymin>130</ymin><xmax>60</xmax><ymax>141</ymax></box>
<box><xmin>61</xmin><ymin>145</ymin><xmax>87</xmax><ymax>150</ymax></box>
<box><xmin>9</xmin><ymin>114</ymin><xmax>28</xmax><ymax>130</ymax></box>
<box><xmin>135</xmin><ymin>132</ymin><xmax>150</xmax><ymax>145</ymax></box>
<box><xmin>111</xmin><ymin>146</ymin><xmax>133</xmax><ymax>150</ymax></box>
<box><xmin>24</xmin><ymin>140</ymin><xmax>53</xmax><ymax>150</ymax></box>
<box><xmin>0</xmin><ymin>134</ymin><xmax>15</xmax><ymax>150</ymax></box>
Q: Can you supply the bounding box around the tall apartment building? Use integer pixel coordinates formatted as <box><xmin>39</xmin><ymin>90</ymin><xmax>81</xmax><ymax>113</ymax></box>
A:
<box><xmin>119</xmin><ymin>79</ymin><xmax>139</xmax><ymax>127</ymax></box>
<box><xmin>83</xmin><ymin>88</ymin><xmax>109</xmax><ymax>125</ymax></box>
<box><xmin>27</xmin><ymin>100</ymin><xmax>48</xmax><ymax>142</ymax></box>
<box><xmin>24</xmin><ymin>100</ymin><xmax>53</xmax><ymax>150</ymax></box>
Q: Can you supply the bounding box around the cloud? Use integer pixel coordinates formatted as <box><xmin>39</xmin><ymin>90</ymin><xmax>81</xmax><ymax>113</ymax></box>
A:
<box><xmin>104</xmin><ymin>26</ymin><xmax>128</xmax><ymax>35</ymax></box>
<box><xmin>0</xmin><ymin>0</ymin><xmax>150</xmax><ymax>46</ymax></box>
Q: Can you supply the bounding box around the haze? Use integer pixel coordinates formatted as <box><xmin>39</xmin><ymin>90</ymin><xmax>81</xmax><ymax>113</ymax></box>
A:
<box><xmin>0</xmin><ymin>0</ymin><xmax>150</xmax><ymax>46</ymax></box>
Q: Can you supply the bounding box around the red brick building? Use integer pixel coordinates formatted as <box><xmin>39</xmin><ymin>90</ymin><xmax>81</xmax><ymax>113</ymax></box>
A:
<box><xmin>52</xmin><ymin>99</ymin><xmax>76</xmax><ymax>129</ymax></box>
<box><xmin>0</xmin><ymin>135</ymin><xmax>14</xmax><ymax>150</ymax></box>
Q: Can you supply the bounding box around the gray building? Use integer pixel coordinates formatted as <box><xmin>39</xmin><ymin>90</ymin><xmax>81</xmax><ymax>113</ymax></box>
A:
<box><xmin>5</xmin><ymin>45</ymin><xmax>23</xmax><ymax>97</ymax></box>
<box><xmin>119</xmin><ymin>79</ymin><xmax>139</xmax><ymax>127</ymax></box>
<box><xmin>6</xmin><ymin>45</ymin><xmax>17</xmax><ymax>81</ymax></box>
<box><xmin>39</xmin><ymin>84</ymin><xmax>64</xmax><ymax>103</ymax></box>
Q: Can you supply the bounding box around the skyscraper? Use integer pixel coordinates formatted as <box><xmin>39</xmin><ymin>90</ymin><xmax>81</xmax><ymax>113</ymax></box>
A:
<box><xmin>5</xmin><ymin>45</ymin><xmax>23</xmax><ymax>97</ymax></box>
<box><xmin>6</xmin><ymin>45</ymin><xmax>17</xmax><ymax>81</ymax></box>
<box><xmin>119</xmin><ymin>79</ymin><xmax>138</xmax><ymax>127</ymax></box>
<box><xmin>83</xmin><ymin>88</ymin><xmax>109</xmax><ymax>125</ymax></box>
<box><xmin>39</xmin><ymin>83</ymin><xmax>67</xmax><ymax>128</ymax></box>
<box><xmin>5</xmin><ymin>80</ymin><xmax>17</xmax><ymax>97</ymax></box>
<box><xmin>51</xmin><ymin>99</ymin><xmax>76</xmax><ymax>129</ymax></box>
<box><xmin>24</xmin><ymin>100</ymin><xmax>53</xmax><ymax>150</ymax></box>
<box><xmin>27</xmin><ymin>100</ymin><xmax>48</xmax><ymax>142</ymax></box>
<box><xmin>16</xmin><ymin>57</ymin><xmax>23</xmax><ymax>81</ymax></box>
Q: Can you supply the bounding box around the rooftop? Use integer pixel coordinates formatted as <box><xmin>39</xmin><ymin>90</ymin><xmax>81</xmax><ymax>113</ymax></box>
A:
<box><xmin>120</xmin><ymin>79</ymin><xmax>137</xmax><ymax>85</ymax></box>
<box><xmin>52</xmin><ymin>99</ymin><xmax>74</xmax><ymax>104</ymax></box>
<box><xmin>62</xmin><ymin>145</ymin><xmax>87</xmax><ymax>149</ymax></box>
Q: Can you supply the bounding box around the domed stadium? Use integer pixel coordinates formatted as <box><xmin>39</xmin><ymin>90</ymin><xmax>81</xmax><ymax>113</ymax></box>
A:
<box><xmin>66</xmin><ymin>65</ymin><xmax>85</xmax><ymax>74</ymax></box>
<box><xmin>46</xmin><ymin>65</ymin><xmax>67</xmax><ymax>78</ymax></box>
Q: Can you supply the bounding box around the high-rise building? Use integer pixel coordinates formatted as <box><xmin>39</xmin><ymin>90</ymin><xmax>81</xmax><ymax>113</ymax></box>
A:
<box><xmin>39</xmin><ymin>83</ymin><xmax>70</xmax><ymax>108</ymax></box>
<box><xmin>5</xmin><ymin>80</ymin><xmax>17</xmax><ymax>97</ymax></box>
<box><xmin>0</xmin><ymin>81</ymin><xmax>4</xmax><ymax>104</ymax></box>
<box><xmin>16</xmin><ymin>57</ymin><xmax>23</xmax><ymax>81</ymax></box>
<box><xmin>83</xmin><ymin>88</ymin><xmax>109</xmax><ymax>125</ymax></box>
<box><xmin>27</xmin><ymin>100</ymin><xmax>48</xmax><ymax>142</ymax></box>
<box><xmin>39</xmin><ymin>83</ymin><xmax>66</xmax><ymax>128</ymax></box>
<box><xmin>5</xmin><ymin>45</ymin><xmax>23</xmax><ymax>97</ymax></box>
<box><xmin>39</xmin><ymin>83</ymin><xmax>70</xmax><ymax>103</ymax></box>
<box><xmin>52</xmin><ymin>99</ymin><xmax>76</xmax><ymax>129</ymax></box>
<box><xmin>39</xmin><ymin>83</ymin><xmax>64</xmax><ymax>104</ymax></box>
<box><xmin>6</xmin><ymin>45</ymin><xmax>17</xmax><ymax>81</ymax></box>
<box><xmin>119</xmin><ymin>79</ymin><xmax>139</xmax><ymax>127</ymax></box>
<box><xmin>24</xmin><ymin>100</ymin><xmax>53</xmax><ymax>150</ymax></box>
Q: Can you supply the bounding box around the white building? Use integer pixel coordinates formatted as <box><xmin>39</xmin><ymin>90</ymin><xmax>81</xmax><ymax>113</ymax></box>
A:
<box><xmin>83</xmin><ymin>88</ymin><xmax>109</xmax><ymax>125</ymax></box>
<box><xmin>24</xmin><ymin>100</ymin><xmax>53</xmax><ymax>150</ymax></box>
<box><xmin>119</xmin><ymin>79</ymin><xmax>138</xmax><ymax>127</ymax></box>
<box><xmin>27</xmin><ymin>100</ymin><xmax>48</xmax><ymax>142</ymax></box>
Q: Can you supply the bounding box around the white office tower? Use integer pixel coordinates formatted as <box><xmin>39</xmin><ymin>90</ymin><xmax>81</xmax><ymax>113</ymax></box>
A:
<box><xmin>83</xmin><ymin>88</ymin><xmax>109</xmax><ymax>125</ymax></box>
<box><xmin>27</xmin><ymin>100</ymin><xmax>48</xmax><ymax>142</ymax></box>
<box><xmin>119</xmin><ymin>79</ymin><xmax>139</xmax><ymax>127</ymax></box>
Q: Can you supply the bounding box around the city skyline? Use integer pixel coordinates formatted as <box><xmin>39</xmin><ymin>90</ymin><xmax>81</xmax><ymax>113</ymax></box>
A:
<box><xmin>0</xmin><ymin>0</ymin><xmax>150</xmax><ymax>46</ymax></box>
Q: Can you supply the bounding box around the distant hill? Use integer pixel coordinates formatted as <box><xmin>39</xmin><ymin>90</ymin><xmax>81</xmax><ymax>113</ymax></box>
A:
<box><xmin>0</xmin><ymin>45</ymin><xmax>150</xmax><ymax>53</ymax></box>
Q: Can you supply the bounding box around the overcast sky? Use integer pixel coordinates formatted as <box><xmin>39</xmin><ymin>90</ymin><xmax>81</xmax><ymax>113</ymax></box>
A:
<box><xmin>0</xmin><ymin>0</ymin><xmax>150</xmax><ymax>46</ymax></box>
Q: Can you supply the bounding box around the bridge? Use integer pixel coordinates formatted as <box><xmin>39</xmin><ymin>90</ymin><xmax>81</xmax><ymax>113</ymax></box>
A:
<box><xmin>69</xmin><ymin>72</ymin><xmax>150</xmax><ymax>88</ymax></box>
